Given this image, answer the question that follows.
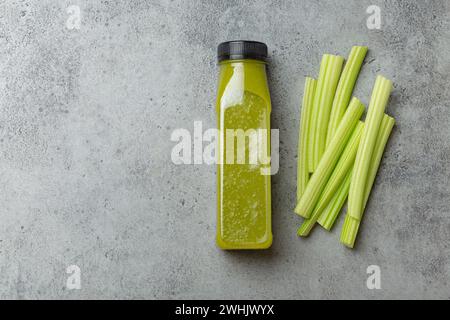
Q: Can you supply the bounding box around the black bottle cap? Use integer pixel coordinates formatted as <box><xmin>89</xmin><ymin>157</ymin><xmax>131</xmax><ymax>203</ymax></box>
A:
<box><xmin>217</xmin><ymin>40</ymin><xmax>268</xmax><ymax>62</ymax></box>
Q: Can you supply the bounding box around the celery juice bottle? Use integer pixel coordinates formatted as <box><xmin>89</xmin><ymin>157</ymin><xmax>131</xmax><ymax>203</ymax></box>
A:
<box><xmin>215</xmin><ymin>41</ymin><xmax>272</xmax><ymax>249</ymax></box>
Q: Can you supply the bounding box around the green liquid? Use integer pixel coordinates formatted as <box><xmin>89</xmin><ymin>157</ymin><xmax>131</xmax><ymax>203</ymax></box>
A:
<box><xmin>216</xmin><ymin>60</ymin><xmax>272</xmax><ymax>249</ymax></box>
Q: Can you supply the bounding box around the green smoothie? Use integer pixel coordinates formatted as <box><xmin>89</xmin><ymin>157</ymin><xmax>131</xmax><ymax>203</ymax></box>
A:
<box><xmin>216</xmin><ymin>41</ymin><xmax>272</xmax><ymax>249</ymax></box>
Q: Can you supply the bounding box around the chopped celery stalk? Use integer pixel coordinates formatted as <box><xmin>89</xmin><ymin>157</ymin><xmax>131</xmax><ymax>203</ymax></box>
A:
<box><xmin>312</xmin><ymin>55</ymin><xmax>344</xmax><ymax>170</ymax></box>
<box><xmin>341</xmin><ymin>115</ymin><xmax>395</xmax><ymax>248</ymax></box>
<box><xmin>340</xmin><ymin>214</ymin><xmax>360</xmax><ymax>248</ymax></box>
<box><xmin>348</xmin><ymin>75</ymin><xmax>392</xmax><ymax>221</ymax></box>
<box><xmin>297</xmin><ymin>78</ymin><xmax>317</xmax><ymax>201</ymax></box>
<box><xmin>326</xmin><ymin>46</ymin><xmax>368</xmax><ymax>147</ymax></box>
<box><xmin>308</xmin><ymin>54</ymin><xmax>330</xmax><ymax>173</ymax></box>
<box><xmin>297</xmin><ymin>121</ymin><xmax>363</xmax><ymax>236</ymax></box>
<box><xmin>317</xmin><ymin>170</ymin><xmax>352</xmax><ymax>230</ymax></box>
<box><xmin>294</xmin><ymin>98</ymin><xmax>364</xmax><ymax>218</ymax></box>
<box><xmin>363</xmin><ymin>115</ymin><xmax>395</xmax><ymax>206</ymax></box>
<box><xmin>297</xmin><ymin>202</ymin><xmax>321</xmax><ymax>236</ymax></box>
<box><xmin>316</xmin><ymin>121</ymin><xmax>363</xmax><ymax>208</ymax></box>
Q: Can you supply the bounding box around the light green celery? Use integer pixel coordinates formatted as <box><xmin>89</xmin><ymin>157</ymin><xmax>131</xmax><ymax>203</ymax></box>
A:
<box><xmin>326</xmin><ymin>46</ymin><xmax>368</xmax><ymax>147</ymax></box>
<box><xmin>341</xmin><ymin>214</ymin><xmax>359</xmax><ymax>248</ymax></box>
<box><xmin>341</xmin><ymin>115</ymin><xmax>395</xmax><ymax>248</ymax></box>
<box><xmin>362</xmin><ymin>115</ymin><xmax>395</xmax><ymax>206</ymax></box>
<box><xmin>294</xmin><ymin>98</ymin><xmax>364</xmax><ymax>218</ymax></box>
<box><xmin>297</xmin><ymin>78</ymin><xmax>317</xmax><ymax>201</ymax></box>
<box><xmin>315</xmin><ymin>120</ymin><xmax>363</xmax><ymax>207</ymax></box>
<box><xmin>312</xmin><ymin>55</ymin><xmax>344</xmax><ymax>170</ymax></box>
<box><xmin>317</xmin><ymin>170</ymin><xmax>352</xmax><ymax>230</ymax></box>
<box><xmin>297</xmin><ymin>121</ymin><xmax>363</xmax><ymax>236</ymax></box>
<box><xmin>308</xmin><ymin>54</ymin><xmax>330</xmax><ymax>173</ymax></box>
<box><xmin>297</xmin><ymin>200</ymin><xmax>322</xmax><ymax>236</ymax></box>
<box><xmin>348</xmin><ymin>75</ymin><xmax>392</xmax><ymax>221</ymax></box>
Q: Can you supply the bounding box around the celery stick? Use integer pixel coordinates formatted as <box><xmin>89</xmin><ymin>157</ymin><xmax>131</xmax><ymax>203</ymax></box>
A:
<box><xmin>326</xmin><ymin>46</ymin><xmax>368</xmax><ymax>147</ymax></box>
<box><xmin>348</xmin><ymin>75</ymin><xmax>392</xmax><ymax>221</ymax></box>
<box><xmin>294</xmin><ymin>98</ymin><xmax>364</xmax><ymax>218</ymax></box>
<box><xmin>340</xmin><ymin>214</ymin><xmax>359</xmax><ymax>248</ymax></box>
<box><xmin>297</xmin><ymin>201</ymin><xmax>322</xmax><ymax>236</ymax></box>
<box><xmin>297</xmin><ymin>121</ymin><xmax>363</xmax><ymax>236</ymax></box>
<box><xmin>297</xmin><ymin>78</ymin><xmax>317</xmax><ymax>201</ymax></box>
<box><xmin>317</xmin><ymin>170</ymin><xmax>352</xmax><ymax>230</ymax></box>
<box><xmin>308</xmin><ymin>54</ymin><xmax>330</xmax><ymax>173</ymax></box>
<box><xmin>316</xmin><ymin>120</ymin><xmax>363</xmax><ymax>207</ymax></box>
<box><xmin>319</xmin><ymin>122</ymin><xmax>364</xmax><ymax>230</ymax></box>
<box><xmin>341</xmin><ymin>115</ymin><xmax>395</xmax><ymax>248</ymax></box>
<box><xmin>363</xmin><ymin>115</ymin><xmax>395</xmax><ymax>206</ymax></box>
<box><xmin>312</xmin><ymin>55</ymin><xmax>344</xmax><ymax>170</ymax></box>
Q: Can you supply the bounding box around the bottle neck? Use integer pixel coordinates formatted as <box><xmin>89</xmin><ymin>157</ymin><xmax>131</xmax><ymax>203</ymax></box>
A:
<box><xmin>217</xmin><ymin>59</ymin><xmax>270</xmax><ymax>110</ymax></box>
<box><xmin>219</xmin><ymin>59</ymin><xmax>267</xmax><ymax>77</ymax></box>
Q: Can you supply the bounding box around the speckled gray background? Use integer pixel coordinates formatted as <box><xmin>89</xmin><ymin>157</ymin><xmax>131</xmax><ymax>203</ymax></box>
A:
<box><xmin>0</xmin><ymin>0</ymin><xmax>449</xmax><ymax>299</ymax></box>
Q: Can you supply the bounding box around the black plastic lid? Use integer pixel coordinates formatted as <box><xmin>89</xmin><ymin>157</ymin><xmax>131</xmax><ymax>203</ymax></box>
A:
<box><xmin>217</xmin><ymin>40</ymin><xmax>268</xmax><ymax>62</ymax></box>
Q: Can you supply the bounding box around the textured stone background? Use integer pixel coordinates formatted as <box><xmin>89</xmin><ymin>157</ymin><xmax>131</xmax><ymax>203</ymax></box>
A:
<box><xmin>0</xmin><ymin>0</ymin><xmax>449</xmax><ymax>299</ymax></box>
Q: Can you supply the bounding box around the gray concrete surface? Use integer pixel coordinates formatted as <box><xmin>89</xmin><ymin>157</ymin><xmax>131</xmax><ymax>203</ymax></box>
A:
<box><xmin>0</xmin><ymin>0</ymin><xmax>449</xmax><ymax>299</ymax></box>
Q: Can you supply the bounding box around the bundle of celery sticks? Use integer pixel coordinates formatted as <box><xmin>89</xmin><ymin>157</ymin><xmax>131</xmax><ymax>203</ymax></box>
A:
<box><xmin>295</xmin><ymin>46</ymin><xmax>395</xmax><ymax>248</ymax></box>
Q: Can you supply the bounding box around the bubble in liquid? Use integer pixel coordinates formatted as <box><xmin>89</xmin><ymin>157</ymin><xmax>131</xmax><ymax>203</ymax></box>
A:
<box><xmin>220</xmin><ymin>91</ymin><xmax>270</xmax><ymax>243</ymax></box>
